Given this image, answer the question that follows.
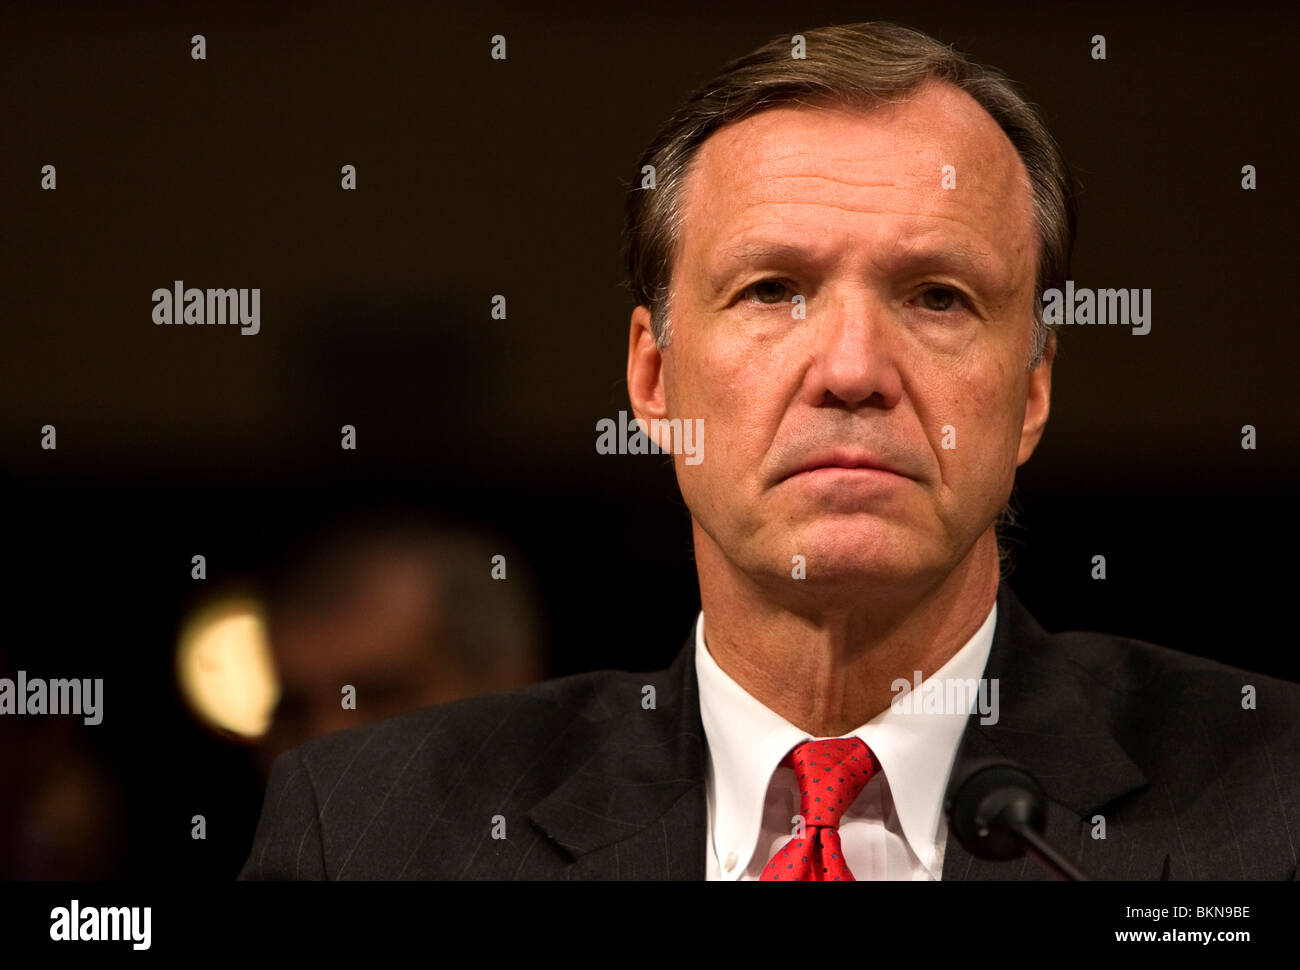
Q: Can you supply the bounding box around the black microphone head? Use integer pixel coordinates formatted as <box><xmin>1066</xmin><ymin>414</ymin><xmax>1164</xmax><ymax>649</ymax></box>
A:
<box><xmin>944</xmin><ymin>757</ymin><xmax>1047</xmax><ymax>860</ymax></box>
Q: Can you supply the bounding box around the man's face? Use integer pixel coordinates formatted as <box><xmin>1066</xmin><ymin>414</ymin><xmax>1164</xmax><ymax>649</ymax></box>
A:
<box><xmin>628</xmin><ymin>81</ymin><xmax>1052</xmax><ymax>593</ymax></box>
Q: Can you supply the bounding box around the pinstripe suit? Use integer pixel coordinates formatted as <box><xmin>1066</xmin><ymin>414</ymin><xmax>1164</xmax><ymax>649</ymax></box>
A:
<box><xmin>238</xmin><ymin>583</ymin><xmax>1300</xmax><ymax>880</ymax></box>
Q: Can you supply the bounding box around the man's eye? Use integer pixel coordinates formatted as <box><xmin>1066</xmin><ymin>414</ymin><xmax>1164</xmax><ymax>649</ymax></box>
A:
<box><xmin>919</xmin><ymin>286</ymin><xmax>963</xmax><ymax>311</ymax></box>
<box><xmin>742</xmin><ymin>279</ymin><xmax>794</xmax><ymax>305</ymax></box>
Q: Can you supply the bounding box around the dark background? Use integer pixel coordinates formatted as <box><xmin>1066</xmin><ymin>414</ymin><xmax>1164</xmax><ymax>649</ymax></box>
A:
<box><xmin>1</xmin><ymin>0</ymin><xmax>1296</xmax><ymax>879</ymax></box>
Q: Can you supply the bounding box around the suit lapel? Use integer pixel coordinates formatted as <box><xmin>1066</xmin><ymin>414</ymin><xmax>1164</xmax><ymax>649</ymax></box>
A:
<box><xmin>941</xmin><ymin>583</ymin><xmax>1155</xmax><ymax>879</ymax></box>
<box><xmin>526</xmin><ymin>632</ymin><xmax>709</xmax><ymax>878</ymax></box>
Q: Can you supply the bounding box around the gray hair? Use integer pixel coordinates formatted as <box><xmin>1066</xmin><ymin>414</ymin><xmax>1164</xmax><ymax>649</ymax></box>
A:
<box><xmin>623</xmin><ymin>21</ymin><xmax>1076</xmax><ymax>370</ymax></box>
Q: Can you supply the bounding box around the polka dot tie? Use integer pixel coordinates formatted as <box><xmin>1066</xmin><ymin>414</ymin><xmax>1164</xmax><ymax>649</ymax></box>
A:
<box><xmin>760</xmin><ymin>737</ymin><xmax>877</xmax><ymax>881</ymax></box>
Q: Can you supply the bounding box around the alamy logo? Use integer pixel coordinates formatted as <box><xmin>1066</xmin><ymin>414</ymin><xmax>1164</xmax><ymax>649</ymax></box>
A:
<box><xmin>0</xmin><ymin>671</ymin><xmax>103</xmax><ymax>725</ymax></box>
<box><xmin>50</xmin><ymin>900</ymin><xmax>150</xmax><ymax>950</ymax></box>
<box><xmin>1042</xmin><ymin>282</ymin><xmax>1151</xmax><ymax>335</ymax></box>
<box><xmin>595</xmin><ymin>409</ymin><xmax>703</xmax><ymax>465</ymax></box>
<box><xmin>151</xmin><ymin>280</ymin><xmax>260</xmax><ymax>335</ymax></box>
<box><xmin>890</xmin><ymin>671</ymin><xmax>999</xmax><ymax>725</ymax></box>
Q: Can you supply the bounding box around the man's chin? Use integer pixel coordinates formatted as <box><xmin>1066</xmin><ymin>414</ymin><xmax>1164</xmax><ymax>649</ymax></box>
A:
<box><xmin>782</xmin><ymin>519</ymin><xmax>934</xmax><ymax>585</ymax></box>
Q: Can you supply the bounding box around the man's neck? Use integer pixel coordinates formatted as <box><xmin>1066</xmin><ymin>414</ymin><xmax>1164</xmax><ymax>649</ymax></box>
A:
<box><xmin>695</xmin><ymin>527</ymin><xmax>1000</xmax><ymax>738</ymax></box>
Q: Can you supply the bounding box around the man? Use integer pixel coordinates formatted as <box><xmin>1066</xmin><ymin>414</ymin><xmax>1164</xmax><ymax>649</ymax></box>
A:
<box><xmin>239</xmin><ymin>22</ymin><xmax>1300</xmax><ymax>881</ymax></box>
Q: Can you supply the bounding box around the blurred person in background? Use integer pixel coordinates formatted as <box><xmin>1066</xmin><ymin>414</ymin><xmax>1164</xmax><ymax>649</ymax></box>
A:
<box><xmin>257</xmin><ymin>520</ymin><xmax>546</xmax><ymax>776</ymax></box>
<box><xmin>0</xmin><ymin>639</ymin><xmax>124</xmax><ymax>881</ymax></box>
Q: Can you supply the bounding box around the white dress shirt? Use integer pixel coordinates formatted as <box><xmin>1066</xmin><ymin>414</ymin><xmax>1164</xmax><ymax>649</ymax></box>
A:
<box><xmin>696</xmin><ymin>600</ymin><xmax>997</xmax><ymax>880</ymax></box>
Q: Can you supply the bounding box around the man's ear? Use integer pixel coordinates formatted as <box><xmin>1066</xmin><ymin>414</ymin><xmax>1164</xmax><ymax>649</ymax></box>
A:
<box><xmin>627</xmin><ymin>305</ymin><xmax>668</xmax><ymax>425</ymax></box>
<box><xmin>1017</xmin><ymin>329</ymin><xmax>1054</xmax><ymax>467</ymax></box>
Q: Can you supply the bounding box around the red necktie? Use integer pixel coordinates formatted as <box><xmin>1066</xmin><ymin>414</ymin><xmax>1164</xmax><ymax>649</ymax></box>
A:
<box><xmin>760</xmin><ymin>737</ymin><xmax>877</xmax><ymax>881</ymax></box>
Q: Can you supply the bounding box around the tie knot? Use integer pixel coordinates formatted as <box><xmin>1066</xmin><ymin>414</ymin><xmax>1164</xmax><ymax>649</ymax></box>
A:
<box><xmin>785</xmin><ymin>737</ymin><xmax>876</xmax><ymax>830</ymax></box>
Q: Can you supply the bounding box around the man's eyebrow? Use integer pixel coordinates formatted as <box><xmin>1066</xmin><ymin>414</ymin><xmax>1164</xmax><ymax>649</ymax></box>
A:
<box><xmin>711</xmin><ymin>240</ymin><xmax>819</xmax><ymax>271</ymax></box>
<box><xmin>894</xmin><ymin>239</ymin><xmax>1020</xmax><ymax>302</ymax></box>
<box><xmin>705</xmin><ymin>240</ymin><xmax>830</xmax><ymax>292</ymax></box>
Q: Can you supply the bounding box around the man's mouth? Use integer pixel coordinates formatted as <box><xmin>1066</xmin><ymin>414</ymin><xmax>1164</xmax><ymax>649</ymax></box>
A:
<box><xmin>782</xmin><ymin>449</ymin><xmax>909</xmax><ymax>482</ymax></box>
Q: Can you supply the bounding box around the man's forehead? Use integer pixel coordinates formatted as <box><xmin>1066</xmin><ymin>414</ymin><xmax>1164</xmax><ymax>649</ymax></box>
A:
<box><xmin>689</xmin><ymin>83</ymin><xmax>1028</xmax><ymax>198</ymax></box>
<box><xmin>678</xmin><ymin>83</ymin><xmax>1035</xmax><ymax>281</ymax></box>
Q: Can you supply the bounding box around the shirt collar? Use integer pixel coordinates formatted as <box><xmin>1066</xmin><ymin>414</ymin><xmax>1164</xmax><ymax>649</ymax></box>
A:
<box><xmin>695</xmin><ymin>599</ymin><xmax>997</xmax><ymax>879</ymax></box>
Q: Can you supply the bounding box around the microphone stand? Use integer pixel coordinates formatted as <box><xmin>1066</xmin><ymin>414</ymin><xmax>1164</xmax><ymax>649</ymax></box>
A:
<box><xmin>946</xmin><ymin>757</ymin><xmax>1094</xmax><ymax>881</ymax></box>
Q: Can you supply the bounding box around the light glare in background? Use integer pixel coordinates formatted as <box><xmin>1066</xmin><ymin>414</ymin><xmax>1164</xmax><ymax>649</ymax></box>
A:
<box><xmin>176</xmin><ymin>597</ymin><xmax>279</xmax><ymax>738</ymax></box>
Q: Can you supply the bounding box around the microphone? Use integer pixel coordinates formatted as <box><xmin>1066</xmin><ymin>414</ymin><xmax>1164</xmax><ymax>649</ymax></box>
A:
<box><xmin>945</xmin><ymin>757</ymin><xmax>1093</xmax><ymax>881</ymax></box>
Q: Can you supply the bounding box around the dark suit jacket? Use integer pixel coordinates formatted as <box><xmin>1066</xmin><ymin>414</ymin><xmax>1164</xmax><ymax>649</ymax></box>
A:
<box><xmin>239</xmin><ymin>583</ymin><xmax>1300</xmax><ymax>880</ymax></box>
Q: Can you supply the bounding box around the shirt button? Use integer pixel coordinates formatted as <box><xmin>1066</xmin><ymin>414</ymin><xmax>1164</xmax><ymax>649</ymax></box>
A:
<box><xmin>724</xmin><ymin>851</ymin><xmax>737</xmax><ymax>872</ymax></box>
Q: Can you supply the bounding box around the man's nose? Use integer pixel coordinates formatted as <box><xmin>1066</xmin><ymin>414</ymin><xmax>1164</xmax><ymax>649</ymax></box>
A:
<box><xmin>804</xmin><ymin>294</ymin><xmax>903</xmax><ymax>409</ymax></box>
